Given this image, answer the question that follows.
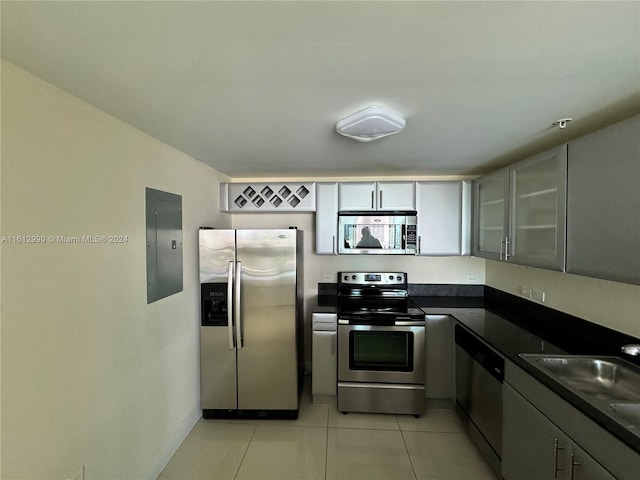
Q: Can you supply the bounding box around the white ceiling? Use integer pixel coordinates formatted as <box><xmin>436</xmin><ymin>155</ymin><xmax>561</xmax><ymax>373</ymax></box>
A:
<box><xmin>2</xmin><ymin>1</ymin><xmax>639</xmax><ymax>179</ymax></box>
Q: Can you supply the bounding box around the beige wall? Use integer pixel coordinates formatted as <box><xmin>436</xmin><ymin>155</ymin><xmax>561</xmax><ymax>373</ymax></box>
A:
<box><xmin>486</xmin><ymin>261</ymin><xmax>640</xmax><ymax>338</ymax></box>
<box><xmin>1</xmin><ymin>62</ymin><xmax>231</xmax><ymax>479</ymax></box>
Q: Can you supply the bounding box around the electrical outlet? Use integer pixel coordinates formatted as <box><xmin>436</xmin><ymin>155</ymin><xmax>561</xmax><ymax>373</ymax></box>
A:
<box><xmin>323</xmin><ymin>274</ymin><xmax>333</xmax><ymax>282</ymax></box>
<box><xmin>519</xmin><ymin>286</ymin><xmax>532</xmax><ymax>298</ymax></box>
<box><xmin>532</xmin><ymin>289</ymin><xmax>546</xmax><ymax>302</ymax></box>
<box><xmin>68</xmin><ymin>466</ymin><xmax>84</xmax><ymax>480</ymax></box>
<box><xmin>466</xmin><ymin>275</ymin><xmax>478</xmax><ymax>283</ymax></box>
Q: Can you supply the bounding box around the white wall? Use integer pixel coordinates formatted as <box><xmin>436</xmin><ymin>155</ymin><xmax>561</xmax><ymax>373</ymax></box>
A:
<box><xmin>486</xmin><ymin>261</ymin><xmax>640</xmax><ymax>338</ymax></box>
<box><xmin>0</xmin><ymin>62</ymin><xmax>231</xmax><ymax>479</ymax></box>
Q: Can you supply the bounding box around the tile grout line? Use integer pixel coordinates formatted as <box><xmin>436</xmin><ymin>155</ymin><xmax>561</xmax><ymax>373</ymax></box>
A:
<box><xmin>233</xmin><ymin>422</ymin><xmax>258</xmax><ymax>480</ymax></box>
<box><xmin>400</xmin><ymin>429</ymin><xmax>419</xmax><ymax>480</ymax></box>
<box><xmin>324</xmin><ymin>406</ymin><xmax>330</xmax><ymax>480</ymax></box>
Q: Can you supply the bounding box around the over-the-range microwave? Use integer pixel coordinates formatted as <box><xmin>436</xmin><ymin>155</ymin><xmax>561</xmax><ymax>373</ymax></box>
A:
<box><xmin>338</xmin><ymin>211</ymin><xmax>417</xmax><ymax>255</ymax></box>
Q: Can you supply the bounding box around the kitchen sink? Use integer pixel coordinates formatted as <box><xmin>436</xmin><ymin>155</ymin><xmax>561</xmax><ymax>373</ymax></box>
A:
<box><xmin>609</xmin><ymin>403</ymin><xmax>640</xmax><ymax>431</ymax></box>
<box><xmin>520</xmin><ymin>354</ymin><xmax>640</xmax><ymax>438</ymax></box>
<box><xmin>533</xmin><ymin>357</ymin><xmax>640</xmax><ymax>402</ymax></box>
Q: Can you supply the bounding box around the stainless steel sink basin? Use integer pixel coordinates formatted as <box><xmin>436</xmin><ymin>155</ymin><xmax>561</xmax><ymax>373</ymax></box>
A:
<box><xmin>533</xmin><ymin>357</ymin><xmax>640</xmax><ymax>402</ymax></box>
<box><xmin>520</xmin><ymin>354</ymin><xmax>640</xmax><ymax>438</ymax></box>
<box><xmin>609</xmin><ymin>403</ymin><xmax>640</xmax><ymax>431</ymax></box>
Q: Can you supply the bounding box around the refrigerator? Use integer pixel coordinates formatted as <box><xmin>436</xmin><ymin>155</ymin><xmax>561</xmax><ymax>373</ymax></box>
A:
<box><xmin>199</xmin><ymin>228</ymin><xmax>304</xmax><ymax>419</ymax></box>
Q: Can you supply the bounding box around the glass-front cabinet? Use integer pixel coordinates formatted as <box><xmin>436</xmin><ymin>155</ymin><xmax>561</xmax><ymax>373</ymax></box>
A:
<box><xmin>473</xmin><ymin>169</ymin><xmax>509</xmax><ymax>260</ymax></box>
<box><xmin>472</xmin><ymin>144</ymin><xmax>567</xmax><ymax>271</ymax></box>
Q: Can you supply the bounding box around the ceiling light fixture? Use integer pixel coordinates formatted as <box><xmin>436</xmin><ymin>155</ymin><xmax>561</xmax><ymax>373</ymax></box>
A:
<box><xmin>336</xmin><ymin>105</ymin><xmax>406</xmax><ymax>142</ymax></box>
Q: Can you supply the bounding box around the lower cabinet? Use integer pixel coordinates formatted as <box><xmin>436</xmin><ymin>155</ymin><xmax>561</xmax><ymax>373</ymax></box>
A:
<box><xmin>311</xmin><ymin>329</ymin><xmax>337</xmax><ymax>404</ymax></box>
<box><xmin>503</xmin><ymin>383</ymin><xmax>616</xmax><ymax>480</ymax></box>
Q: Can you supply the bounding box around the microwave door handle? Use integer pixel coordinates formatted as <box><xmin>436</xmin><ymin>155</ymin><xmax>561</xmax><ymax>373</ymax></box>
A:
<box><xmin>227</xmin><ymin>261</ymin><xmax>235</xmax><ymax>349</ymax></box>
<box><xmin>402</xmin><ymin>224</ymin><xmax>406</xmax><ymax>250</ymax></box>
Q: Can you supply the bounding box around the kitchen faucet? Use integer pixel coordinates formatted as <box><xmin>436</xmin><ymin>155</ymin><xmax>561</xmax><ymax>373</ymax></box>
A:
<box><xmin>621</xmin><ymin>344</ymin><xmax>640</xmax><ymax>356</ymax></box>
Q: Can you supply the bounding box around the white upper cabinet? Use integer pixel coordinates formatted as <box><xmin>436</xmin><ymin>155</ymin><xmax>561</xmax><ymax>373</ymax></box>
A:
<box><xmin>416</xmin><ymin>181</ymin><xmax>471</xmax><ymax>255</ymax></box>
<box><xmin>315</xmin><ymin>182</ymin><xmax>339</xmax><ymax>255</ymax></box>
<box><xmin>338</xmin><ymin>181</ymin><xmax>416</xmax><ymax>211</ymax></box>
<box><xmin>566</xmin><ymin>114</ymin><xmax>640</xmax><ymax>285</ymax></box>
<box><xmin>220</xmin><ymin>182</ymin><xmax>316</xmax><ymax>212</ymax></box>
<box><xmin>472</xmin><ymin>144</ymin><xmax>567</xmax><ymax>271</ymax></box>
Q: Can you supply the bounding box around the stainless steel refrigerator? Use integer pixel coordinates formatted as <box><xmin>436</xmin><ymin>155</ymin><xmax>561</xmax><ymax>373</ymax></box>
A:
<box><xmin>199</xmin><ymin>228</ymin><xmax>303</xmax><ymax>419</ymax></box>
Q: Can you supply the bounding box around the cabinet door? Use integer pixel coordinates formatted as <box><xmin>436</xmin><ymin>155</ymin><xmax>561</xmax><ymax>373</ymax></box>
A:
<box><xmin>416</xmin><ymin>181</ymin><xmax>470</xmax><ymax>255</ymax></box>
<box><xmin>569</xmin><ymin>443</ymin><xmax>617</xmax><ymax>480</ymax></box>
<box><xmin>472</xmin><ymin>168</ymin><xmax>509</xmax><ymax>260</ymax></box>
<box><xmin>377</xmin><ymin>181</ymin><xmax>416</xmax><ymax>210</ymax></box>
<box><xmin>566</xmin><ymin>115</ymin><xmax>640</xmax><ymax>285</ymax></box>
<box><xmin>338</xmin><ymin>181</ymin><xmax>416</xmax><ymax>211</ymax></box>
<box><xmin>425</xmin><ymin>315</ymin><xmax>454</xmax><ymax>399</ymax></box>
<box><xmin>312</xmin><ymin>331</ymin><xmax>337</xmax><ymax>398</ymax></box>
<box><xmin>338</xmin><ymin>181</ymin><xmax>377</xmax><ymax>211</ymax></box>
<box><xmin>509</xmin><ymin>144</ymin><xmax>567</xmax><ymax>270</ymax></box>
<box><xmin>503</xmin><ymin>383</ymin><xmax>572</xmax><ymax>480</ymax></box>
<box><xmin>315</xmin><ymin>182</ymin><xmax>338</xmax><ymax>254</ymax></box>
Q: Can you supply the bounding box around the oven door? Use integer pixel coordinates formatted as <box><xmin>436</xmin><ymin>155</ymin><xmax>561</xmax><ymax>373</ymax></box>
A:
<box><xmin>338</xmin><ymin>323</ymin><xmax>425</xmax><ymax>384</ymax></box>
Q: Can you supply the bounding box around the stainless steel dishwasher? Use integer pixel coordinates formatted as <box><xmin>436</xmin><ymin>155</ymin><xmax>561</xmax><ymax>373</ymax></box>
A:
<box><xmin>455</xmin><ymin>323</ymin><xmax>504</xmax><ymax>477</ymax></box>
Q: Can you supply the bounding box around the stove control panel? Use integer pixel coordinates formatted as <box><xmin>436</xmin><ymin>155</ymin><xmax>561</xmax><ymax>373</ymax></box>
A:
<box><xmin>338</xmin><ymin>272</ymin><xmax>406</xmax><ymax>286</ymax></box>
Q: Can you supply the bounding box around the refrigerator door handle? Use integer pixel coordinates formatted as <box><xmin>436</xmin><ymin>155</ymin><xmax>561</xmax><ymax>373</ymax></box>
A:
<box><xmin>227</xmin><ymin>261</ymin><xmax>235</xmax><ymax>350</ymax></box>
<box><xmin>235</xmin><ymin>261</ymin><xmax>243</xmax><ymax>349</ymax></box>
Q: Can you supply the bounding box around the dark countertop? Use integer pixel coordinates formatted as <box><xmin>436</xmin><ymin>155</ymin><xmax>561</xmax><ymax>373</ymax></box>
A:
<box><xmin>315</xmin><ymin>285</ymin><xmax>640</xmax><ymax>454</ymax></box>
<box><xmin>414</xmin><ymin>289</ymin><xmax>640</xmax><ymax>455</ymax></box>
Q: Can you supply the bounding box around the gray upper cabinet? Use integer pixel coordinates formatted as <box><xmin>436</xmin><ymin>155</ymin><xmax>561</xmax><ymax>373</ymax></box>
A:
<box><xmin>338</xmin><ymin>181</ymin><xmax>416</xmax><ymax>211</ymax></box>
<box><xmin>472</xmin><ymin>168</ymin><xmax>509</xmax><ymax>260</ymax></box>
<box><xmin>416</xmin><ymin>181</ymin><xmax>471</xmax><ymax>255</ymax></box>
<box><xmin>566</xmin><ymin>115</ymin><xmax>640</xmax><ymax>285</ymax></box>
<box><xmin>508</xmin><ymin>144</ymin><xmax>567</xmax><ymax>270</ymax></box>
<box><xmin>315</xmin><ymin>182</ymin><xmax>338</xmax><ymax>255</ymax></box>
<box><xmin>472</xmin><ymin>144</ymin><xmax>567</xmax><ymax>271</ymax></box>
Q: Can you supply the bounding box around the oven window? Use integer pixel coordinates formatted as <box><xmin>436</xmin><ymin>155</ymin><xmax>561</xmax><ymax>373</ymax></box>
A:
<box><xmin>349</xmin><ymin>331</ymin><xmax>414</xmax><ymax>371</ymax></box>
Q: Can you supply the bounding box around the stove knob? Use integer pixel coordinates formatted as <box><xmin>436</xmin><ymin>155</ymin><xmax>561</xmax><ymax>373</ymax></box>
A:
<box><xmin>351</xmin><ymin>274</ymin><xmax>357</xmax><ymax>280</ymax></box>
<box><xmin>343</xmin><ymin>275</ymin><xmax>349</xmax><ymax>281</ymax></box>
<box><xmin>397</xmin><ymin>275</ymin><xmax>402</xmax><ymax>281</ymax></box>
<box><xmin>389</xmin><ymin>275</ymin><xmax>394</xmax><ymax>280</ymax></box>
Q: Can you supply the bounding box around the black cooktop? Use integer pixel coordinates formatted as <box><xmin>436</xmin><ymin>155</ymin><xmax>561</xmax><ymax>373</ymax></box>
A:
<box><xmin>337</xmin><ymin>297</ymin><xmax>426</xmax><ymax>322</ymax></box>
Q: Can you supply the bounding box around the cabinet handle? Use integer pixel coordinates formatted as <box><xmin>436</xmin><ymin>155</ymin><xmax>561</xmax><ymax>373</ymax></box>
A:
<box><xmin>504</xmin><ymin>236</ymin><xmax>511</xmax><ymax>261</ymax></box>
<box><xmin>500</xmin><ymin>238</ymin><xmax>505</xmax><ymax>260</ymax></box>
<box><xmin>418</xmin><ymin>236</ymin><xmax>422</xmax><ymax>255</ymax></box>
<box><xmin>331</xmin><ymin>335</ymin><xmax>335</xmax><ymax>355</ymax></box>
<box><xmin>371</xmin><ymin>191</ymin><xmax>375</xmax><ymax>209</ymax></box>
<box><xmin>379</xmin><ymin>190</ymin><xmax>383</xmax><ymax>209</ymax></box>
<box><xmin>332</xmin><ymin>235</ymin><xmax>337</xmax><ymax>255</ymax></box>
<box><xmin>569</xmin><ymin>453</ymin><xmax>580</xmax><ymax>480</ymax></box>
<box><xmin>553</xmin><ymin>438</ymin><xmax>565</xmax><ymax>478</ymax></box>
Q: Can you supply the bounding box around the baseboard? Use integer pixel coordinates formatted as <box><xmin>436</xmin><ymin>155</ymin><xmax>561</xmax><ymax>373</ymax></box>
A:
<box><xmin>142</xmin><ymin>404</ymin><xmax>201</xmax><ymax>479</ymax></box>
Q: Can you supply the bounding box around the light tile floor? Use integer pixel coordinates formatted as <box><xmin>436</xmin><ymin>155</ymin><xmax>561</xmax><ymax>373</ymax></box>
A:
<box><xmin>158</xmin><ymin>381</ymin><xmax>496</xmax><ymax>480</ymax></box>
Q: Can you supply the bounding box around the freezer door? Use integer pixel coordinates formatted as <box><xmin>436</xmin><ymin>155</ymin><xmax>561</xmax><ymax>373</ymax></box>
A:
<box><xmin>199</xmin><ymin>229</ymin><xmax>238</xmax><ymax>410</ymax></box>
<box><xmin>236</xmin><ymin>230</ymin><xmax>299</xmax><ymax>410</ymax></box>
<box><xmin>199</xmin><ymin>229</ymin><xmax>235</xmax><ymax>284</ymax></box>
